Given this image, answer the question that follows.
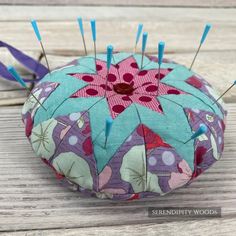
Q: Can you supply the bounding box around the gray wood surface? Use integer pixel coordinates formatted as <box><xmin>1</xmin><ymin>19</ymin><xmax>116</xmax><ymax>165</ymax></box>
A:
<box><xmin>1</xmin><ymin>219</ymin><xmax>236</xmax><ymax>236</ymax></box>
<box><xmin>0</xmin><ymin>6</ymin><xmax>236</xmax><ymax>106</ymax></box>
<box><xmin>0</xmin><ymin>104</ymin><xmax>235</xmax><ymax>234</ymax></box>
<box><xmin>0</xmin><ymin>2</ymin><xmax>236</xmax><ymax>235</ymax></box>
<box><xmin>1</xmin><ymin>0</ymin><xmax>236</xmax><ymax>7</ymax></box>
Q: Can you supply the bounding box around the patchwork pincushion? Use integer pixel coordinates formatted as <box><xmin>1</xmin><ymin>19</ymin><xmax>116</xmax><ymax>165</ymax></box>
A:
<box><xmin>21</xmin><ymin>52</ymin><xmax>227</xmax><ymax>200</ymax></box>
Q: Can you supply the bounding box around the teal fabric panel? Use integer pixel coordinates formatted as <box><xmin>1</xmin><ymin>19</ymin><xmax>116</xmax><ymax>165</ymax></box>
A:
<box><xmin>132</xmin><ymin>54</ymin><xmax>151</xmax><ymax>69</ymax></box>
<box><xmin>77</xmin><ymin>56</ymin><xmax>96</xmax><ymax>72</ymax></box>
<box><xmin>91</xmin><ymin>104</ymin><xmax>140</xmax><ymax>173</ymax></box>
<box><xmin>135</xmin><ymin>98</ymin><xmax>195</xmax><ymax>170</ymax></box>
<box><xmin>162</xmin><ymin>66</ymin><xmax>224</xmax><ymax>119</ymax></box>
<box><xmin>34</xmin><ymin>67</ymin><xmax>90</xmax><ymax>126</ymax></box>
<box><xmin>96</xmin><ymin>52</ymin><xmax>133</xmax><ymax>64</ymax></box>
<box><xmin>52</xmin><ymin>97</ymin><xmax>103</xmax><ymax>118</ymax></box>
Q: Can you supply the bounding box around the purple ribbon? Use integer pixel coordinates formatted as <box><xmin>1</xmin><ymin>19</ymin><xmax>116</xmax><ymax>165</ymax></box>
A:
<box><xmin>0</xmin><ymin>41</ymin><xmax>48</xmax><ymax>83</ymax></box>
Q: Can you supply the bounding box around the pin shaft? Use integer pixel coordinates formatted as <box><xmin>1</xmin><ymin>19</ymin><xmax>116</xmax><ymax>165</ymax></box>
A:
<box><xmin>28</xmin><ymin>88</ymin><xmax>47</xmax><ymax>111</ymax></box>
<box><xmin>8</xmin><ymin>65</ymin><xmax>47</xmax><ymax>111</ymax></box>
<box><xmin>40</xmin><ymin>41</ymin><xmax>51</xmax><ymax>74</ymax></box>
<box><xmin>104</xmin><ymin>73</ymin><xmax>109</xmax><ymax>97</ymax></box>
<box><xmin>157</xmin><ymin>64</ymin><xmax>161</xmax><ymax>96</ymax></box>
<box><xmin>212</xmin><ymin>84</ymin><xmax>235</xmax><ymax>105</ymax></box>
<box><xmin>77</xmin><ymin>17</ymin><xmax>87</xmax><ymax>55</ymax></box>
<box><xmin>189</xmin><ymin>43</ymin><xmax>202</xmax><ymax>70</ymax></box>
<box><xmin>94</xmin><ymin>41</ymin><xmax>97</xmax><ymax>71</ymax></box>
<box><xmin>141</xmin><ymin>53</ymin><xmax>144</xmax><ymax>69</ymax></box>
<box><xmin>183</xmin><ymin>138</ymin><xmax>192</xmax><ymax>144</ymax></box>
<box><xmin>105</xmin><ymin>45</ymin><xmax>113</xmax><ymax>97</ymax></box>
<box><xmin>184</xmin><ymin>124</ymin><xmax>208</xmax><ymax>144</ymax></box>
<box><xmin>82</xmin><ymin>35</ymin><xmax>87</xmax><ymax>55</ymax></box>
<box><xmin>157</xmin><ymin>41</ymin><xmax>165</xmax><ymax>96</ymax></box>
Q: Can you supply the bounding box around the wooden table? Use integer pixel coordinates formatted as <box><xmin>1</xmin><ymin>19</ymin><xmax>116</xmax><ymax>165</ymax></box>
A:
<box><xmin>0</xmin><ymin>1</ymin><xmax>236</xmax><ymax>235</ymax></box>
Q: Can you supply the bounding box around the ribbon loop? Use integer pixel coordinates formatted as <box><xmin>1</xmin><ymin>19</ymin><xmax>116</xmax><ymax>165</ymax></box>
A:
<box><xmin>0</xmin><ymin>41</ymin><xmax>48</xmax><ymax>83</ymax></box>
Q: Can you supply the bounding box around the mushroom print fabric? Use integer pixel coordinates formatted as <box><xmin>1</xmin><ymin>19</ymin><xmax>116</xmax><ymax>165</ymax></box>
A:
<box><xmin>22</xmin><ymin>52</ymin><xmax>227</xmax><ymax>200</ymax></box>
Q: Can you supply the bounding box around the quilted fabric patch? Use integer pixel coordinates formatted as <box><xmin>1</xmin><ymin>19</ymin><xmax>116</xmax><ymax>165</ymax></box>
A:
<box><xmin>22</xmin><ymin>52</ymin><xmax>227</xmax><ymax>200</ymax></box>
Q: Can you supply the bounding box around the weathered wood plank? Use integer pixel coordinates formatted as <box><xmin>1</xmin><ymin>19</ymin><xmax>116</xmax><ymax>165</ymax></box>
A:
<box><xmin>0</xmin><ymin>8</ymin><xmax>236</xmax><ymax>52</ymax></box>
<box><xmin>1</xmin><ymin>21</ymin><xmax>235</xmax><ymax>52</ymax></box>
<box><xmin>1</xmin><ymin>0</ymin><xmax>236</xmax><ymax>8</ymax></box>
<box><xmin>0</xmin><ymin>104</ymin><xmax>235</xmax><ymax>232</ymax></box>
<box><xmin>1</xmin><ymin>219</ymin><xmax>236</xmax><ymax>236</ymax></box>
<box><xmin>1</xmin><ymin>6</ymin><xmax>236</xmax><ymax>105</ymax></box>
<box><xmin>1</xmin><ymin>5</ymin><xmax>236</xmax><ymax>23</ymax></box>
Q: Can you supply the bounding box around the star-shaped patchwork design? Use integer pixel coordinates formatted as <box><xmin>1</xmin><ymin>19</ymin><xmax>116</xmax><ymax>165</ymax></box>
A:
<box><xmin>34</xmin><ymin>52</ymin><xmax>226</xmax><ymax>174</ymax></box>
<box><xmin>68</xmin><ymin>56</ymin><xmax>187</xmax><ymax>118</ymax></box>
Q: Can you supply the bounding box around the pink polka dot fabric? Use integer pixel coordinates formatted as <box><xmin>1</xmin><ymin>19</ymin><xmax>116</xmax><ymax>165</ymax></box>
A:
<box><xmin>70</xmin><ymin>57</ymin><xmax>184</xmax><ymax>119</ymax></box>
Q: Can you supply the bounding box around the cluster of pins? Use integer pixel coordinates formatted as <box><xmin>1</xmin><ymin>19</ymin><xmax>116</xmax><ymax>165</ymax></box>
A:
<box><xmin>7</xmin><ymin>19</ymin><xmax>236</xmax><ymax>149</ymax></box>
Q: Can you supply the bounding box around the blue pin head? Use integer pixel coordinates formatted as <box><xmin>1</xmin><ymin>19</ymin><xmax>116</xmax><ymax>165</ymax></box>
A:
<box><xmin>90</xmin><ymin>19</ymin><xmax>96</xmax><ymax>42</ymax></box>
<box><xmin>77</xmin><ymin>17</ymin><xmax>84</xmax><ymax>36</ymax></box>
<box><xmin>142</xmin><ymin>32</ymin><xmax>148</xmax><ymax>53</ymax></box>
<box><xmin>191</xmin><ymin>124</ymin><xmax>208</xmax><ymax>140</ymax></box>
<box><xmin>107</xmin><ymin>45</ymin><xmax>113</xmax><ymax>70</ymax></box>
<box><xmin>105</xmin><ymin>117</ymin><xmax>113</xmax><ymax>138</ymax></box>
<box><xmin>31</xmin><ymin>19</ymin><xmax>41</xmax><ymax>41</ymax></box>
<box><xmin>200</xmin><ymin>23</ymin><xmax>212</xmax><ymax>44</ymax></box>
<box><xmin>136</xmin><ymin>23</ymin><xmax>143</xmax><ymax>45</ymax></box>
<box><xmin>158</xmin><ymin>41</ymin><xmax>165</xmax><ymax>65</ymax></box>
<box><xmin>7</xmin><ymin>66</ymin><xmax>27</xmax><ymax>88</ymax></box>
<box><xmin>234</xmin><ymin>80</ymin><xmax>236</xmax><ymax>85</ymax></box>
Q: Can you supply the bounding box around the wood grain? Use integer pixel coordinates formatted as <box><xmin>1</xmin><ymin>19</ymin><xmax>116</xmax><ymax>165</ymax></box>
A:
<box><xmin>1</xmin><ymin>6</ymin><xmax>236</xmax><ymax>105</ymax></box>
<box><xmin>0</xmin><ymin>2</ymin><xmax>236</xmax><ymax>235</ymax></box>
<box><xmin>1</xmin><ymin>219</ymin><xmax>236</xmax><ymax>236</ymax></box>
<box><xmin>1</xmin><ymin>0</ymin><xmax>236</xmax><ymax>7</ymax></box>
<box><xmin>0</xmin><ymin>104</ymin><xmax>235</xmax><ymax>233</ymax></box>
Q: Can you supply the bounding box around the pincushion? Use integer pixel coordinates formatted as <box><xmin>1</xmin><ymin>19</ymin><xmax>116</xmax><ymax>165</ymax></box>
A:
<box><xmin>21</xmin><ymin>52</ymin><xmax>227</xmax><ymax>200</ymax></box>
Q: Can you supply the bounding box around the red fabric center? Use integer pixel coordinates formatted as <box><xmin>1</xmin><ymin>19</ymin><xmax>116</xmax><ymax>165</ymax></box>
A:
<box><xmin>113</xmin><ymin>83</ymin><xmax>134</xmax><ymax>95</ymax></box>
